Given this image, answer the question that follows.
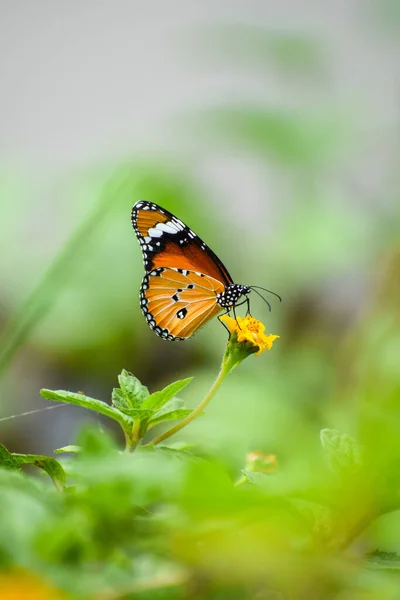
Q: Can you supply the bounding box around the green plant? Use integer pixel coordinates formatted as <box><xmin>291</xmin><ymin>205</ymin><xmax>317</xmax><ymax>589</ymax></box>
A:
<box><xmin>2</xmin><ymin>310</ymin><xmax>400</xmax><ymax>600</ymax></box>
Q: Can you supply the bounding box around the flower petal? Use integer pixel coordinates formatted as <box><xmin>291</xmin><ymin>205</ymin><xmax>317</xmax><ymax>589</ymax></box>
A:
<box><xmin>221</xmin><ymin>314</ymin><xmax>279</xmax><ymax>357</ymax></box>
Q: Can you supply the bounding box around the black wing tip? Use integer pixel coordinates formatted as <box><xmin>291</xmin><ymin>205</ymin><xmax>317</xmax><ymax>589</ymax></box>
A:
<box><xmin>132</xmin><ymin>200</ymin><xmax>165</xmax><ymax>210</ymax></box>
<box><xmin>131</xmin><ymin>200</ymin><xmax>169</xmax><ymax>218</ymax></box>
<box><xmin>131</xmin><ymin>200</ymin><xmax>146</xmax><ymax>216</ymax></box>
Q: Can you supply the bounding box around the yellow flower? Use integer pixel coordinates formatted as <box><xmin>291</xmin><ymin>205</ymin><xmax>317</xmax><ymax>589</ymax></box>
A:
<box><xmin>220</xmin><ymin>315</ymin><xmax>279</xmax><ymax>356</ymax></box>
<box><xmin>0</xmin><ymin>571</ymin><xmax>66</xmax><ymax>600</ymax></box>
<box><xmin>246</xmin><ymin>451</ymin><xmax>278</xmax><ymax>474</ymax></box>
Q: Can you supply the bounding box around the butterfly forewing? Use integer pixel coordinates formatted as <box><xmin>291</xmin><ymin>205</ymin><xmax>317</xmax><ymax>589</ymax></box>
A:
<box><xmin>131</xmin><ymin>201</ymin><xmax>233</xmax><ymax>285</ymax></box>
<box><xmin>140</xmin><ymin>268</ymin><xmax>225</xmax><ymax>340</ymax></box>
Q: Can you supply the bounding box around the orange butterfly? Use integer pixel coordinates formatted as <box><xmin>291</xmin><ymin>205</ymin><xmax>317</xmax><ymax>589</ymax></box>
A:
<box><xmin>131</xmin><ymin>201</ymin><xmax>280</xmax><ymax>341</ymax></box>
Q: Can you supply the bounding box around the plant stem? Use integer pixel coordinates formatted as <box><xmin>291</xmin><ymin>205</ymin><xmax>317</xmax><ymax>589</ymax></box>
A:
<box><xmin>147</xmin><ymin>350</ymin><xmax>237</xmax><ymax>446</ymax></box>
<box><xmin>124</xmin><ymin>420</ymin><xmax>141</xmax><ymax>453</ymax></box>
<box><xmin>124</xmin><ymin>430</ymin><xmax>136</xmax><ymax>453</ymax></box>
<box><xmin>234</xmin><ymin>474</ymin><xmax>248</xmax><ymax>488</ymax></box>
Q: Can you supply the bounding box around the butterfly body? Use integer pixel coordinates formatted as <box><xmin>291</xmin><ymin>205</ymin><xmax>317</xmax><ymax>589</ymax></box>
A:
<box><xmin>216</xmin><ymin>283</ymin><xmax>250</xmax><ymax>309</ymax></box>
<box><xmin>131</xmin><ymin>201</ymin><xmax>252</xmax><ymax>340</ymax></box>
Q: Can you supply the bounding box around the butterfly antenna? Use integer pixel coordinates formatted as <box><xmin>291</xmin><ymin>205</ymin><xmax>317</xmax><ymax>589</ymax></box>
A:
<box><xmin>250</xmin><ymin>287</ymin><xmax>272</xmax><ymax>312</ymax></box>
<box><xmin>249</xmin><ymin>286</ymin><xmax>282</xmax><ymax>303</ymax></box>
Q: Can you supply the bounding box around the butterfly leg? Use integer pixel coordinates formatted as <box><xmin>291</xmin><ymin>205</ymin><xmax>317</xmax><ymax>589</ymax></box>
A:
<box><xmin>218</xmin><ymin>310</ymin><xmax>231</xmax><ymax>334</ymax></box>
<box><xmin>233</xmin><ymin>298</ymin><xmax>251</xmax><ymax>327</ymax></box>
<box><xmin>245</xmin><ymin>296</ymin><xmax>251</xmax><ymax>316</ymax></box>
<box><xmin>232</xmin><ymin>303</ymin><xmax>245</xmax><ymax>330</ymax></box>
<box><xmin>218</xmin><ymin>298</ymin><xmax>250</xmax><ymax>334</ymax></box>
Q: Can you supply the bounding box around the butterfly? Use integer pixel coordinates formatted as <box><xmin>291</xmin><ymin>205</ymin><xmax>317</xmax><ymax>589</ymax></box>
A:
<box><xmin>131</xmin><ymin>200</ymin><xmax>280</xmax><ymax>341</ymax></box>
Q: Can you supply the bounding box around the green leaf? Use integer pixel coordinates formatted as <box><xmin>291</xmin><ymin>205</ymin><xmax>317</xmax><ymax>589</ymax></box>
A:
<box><xmin>289</xmin><ymin>498</ymin><xmax>336</xmax><ymax>545</ymax></box>
<box><xmin>152</xmin><ymin>396</ymin><xmax>185</xmax><ymax>414</ymax></box>
<box><xmin>112</xmin><ymin>386</ymin><xmax>153</xmax><ymax>418</ymax></box>
<box><xmin>147</xmin><ymin>397</ymin><xmax>193</xmax><ymax>428</ymax></box>
<box><xmin>76</xmin><ymin>425</ymin><xmax>118</xmax><ymax>456</ymax></box>
<box><xmin>158</xmin><ymin>441</ymin><xmax>195</xmax><ymax>451</ymax></box>
<box><xmin>12</xmin><ymin>453</ymin><xmax>66</xmax><ymax>491</ymax></box>
<box><xmin>0</xmin><ymin>442</ymin><xmax>22</xmax><ymax>471</ymax></box>
<box><xmin>148</xmin><ymin>409</ymin><xmax>193</xmax><ymax>428</ymax></box>
<box><xmin>120</xmin><ymin>408</ymin><xmax>154</xmax><ymax>420</ymax></box>
<box><xmin>54</xmin><ymin>445</ymin><xmax>82</xmax><ymax>454</ymax></box>
<box><xmin>142</xmin><ymin>377</ymin><xmax>193</xmax><ymax>411</ymax></box>
<box><xmin>40</xmin><ymin>389</ymin><xmax>133</xmax><ymax>431</ymax></box>
<box><xmin>117</xmin><ymin>370</ymin><xmax>149</xmax><ymax>409</ymax></box>
<box><xmin>238</xmin><ymin>470</ymin><xmax>275</xmax><ymax>487</ymax></box>
<box><xmin>365</xmin><ymin>551</ymin><xmax>400</xmax><ymax>571</ymax></box>
<box><xmin>111</xmin><ymin>387</ymin><xmax>130</xmax><ymax>411</ymax></box>
<box><xmin>320</xmin><ymin>428</ymin><xmax>362</xmax><ymax>475</ymax></box>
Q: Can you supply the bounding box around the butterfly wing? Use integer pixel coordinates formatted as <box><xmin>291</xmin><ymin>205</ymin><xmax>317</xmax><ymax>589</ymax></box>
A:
<box><xmin>131</xmin><ymin>201</ymin><xmax>233</xmax><ymax>285</ymax></box>
<box><xmin>141</xmin><ymin>268</ymin><xmax>225</xmax><ymax>340</ymax></box>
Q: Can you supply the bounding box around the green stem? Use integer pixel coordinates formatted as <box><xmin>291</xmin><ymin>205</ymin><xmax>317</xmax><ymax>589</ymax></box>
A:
<box><xmin>234</xmin><ymin>474</ymin><xmax>248</xmax><ymax>488</ymax></box>
<box><xmin>148</xmin><ymin>350</ymin><xmax>238</xmax><ymax>447</ymax></box>
<box><xmin>124</xmin><ymin>430</ymin><xmax>136</xmax><ymax>453</ymax></box>
<box><xmin>124</xmin><ymin>420</ymin><xmax>141</xmax><ymax>453</ymax></box>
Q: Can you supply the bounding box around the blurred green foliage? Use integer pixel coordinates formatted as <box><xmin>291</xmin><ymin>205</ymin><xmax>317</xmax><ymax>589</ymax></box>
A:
<box><xmin>2</xmin><ymin>363</ymin><xmax>400</xmax><ymax>599</ymax></box>
<box><xmin>1</xmin><ymin>17</ymin><xmax>400</xmax><ymax>600</ymax></box>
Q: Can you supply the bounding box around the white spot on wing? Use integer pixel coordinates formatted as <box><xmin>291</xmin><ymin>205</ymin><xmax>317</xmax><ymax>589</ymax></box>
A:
<box><xmin>148</xmin><ymin>227</ymin><xmax>163</xmax><ymax>238</ymax></box>
<box><xmin>156</xmin><ymin>222</ymin><xmax>178</xmax><ymax>234</ymax></box>
<box><xmin>172</xmin><ymin>219</ymin><xmax>184</xmax><ymax>231</ymax></box>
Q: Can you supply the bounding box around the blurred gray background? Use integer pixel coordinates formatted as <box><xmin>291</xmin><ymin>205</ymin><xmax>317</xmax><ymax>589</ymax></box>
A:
<box><xmin>0</xmin><ymin>0</ymin><xmax>399</xmax><ymax>456</ymax></box>
<box><xmin>1</xmin><ymin>1</ymin><xmax>398</xmax><ymax>191</ymax></box>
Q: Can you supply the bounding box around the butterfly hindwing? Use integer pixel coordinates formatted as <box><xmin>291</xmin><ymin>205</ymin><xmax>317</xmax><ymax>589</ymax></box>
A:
<box><xmin>131</xmin><ymin>201</ymin><xmax>233</xmax><ymax>285</ymax></box>
<box><xmin>140</xmin><ymin>268</ymin><xmax>225</xmax><ymax>340</ymax></box>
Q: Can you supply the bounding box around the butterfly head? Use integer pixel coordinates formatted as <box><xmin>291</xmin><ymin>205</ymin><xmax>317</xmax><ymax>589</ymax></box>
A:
<box><xmin>216</xmin><ymin>284</ymin><xmax>250</xmax><ymax>309</ymax></box>
<box><xmin>217</xmin><ymin>284</ymin><xmax>282</xmax><ymax>314</ymax></box>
